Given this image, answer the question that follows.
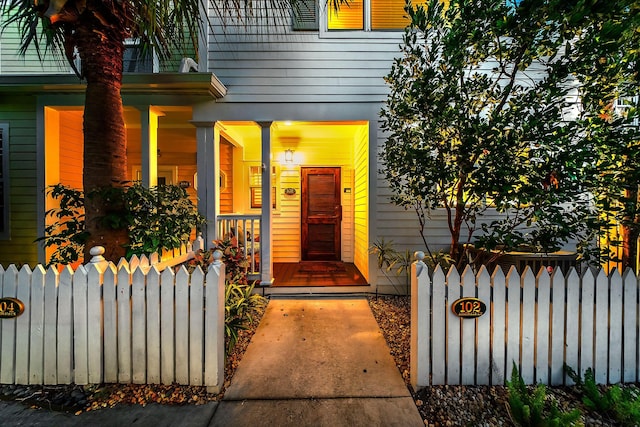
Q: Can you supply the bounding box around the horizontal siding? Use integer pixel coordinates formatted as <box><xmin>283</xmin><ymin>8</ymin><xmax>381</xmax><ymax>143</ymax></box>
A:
<box><xmin>207</xmin><ymin>13</ymin><xmax>403</xmax><ymax>103</ymax></box>
<box><xmin>0</xmin><ymin>98</ymin><xmax>39</xmax><ymax>266</ymax></box>
<box><xmin>0</xmin><ymin>18</ymin><xmax>70</xmax><ymax>74</ymax></box>
<box><xmin>353</xmin><ymin>127</ymin><xmax>368</xmax><ymax>279</ymax></box>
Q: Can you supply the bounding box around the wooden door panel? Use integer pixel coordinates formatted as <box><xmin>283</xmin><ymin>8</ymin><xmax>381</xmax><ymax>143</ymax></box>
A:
<box><xmin>302</xmin><ymin>167</ymin><xmax>341</xmax><ymax>261</ymax></box>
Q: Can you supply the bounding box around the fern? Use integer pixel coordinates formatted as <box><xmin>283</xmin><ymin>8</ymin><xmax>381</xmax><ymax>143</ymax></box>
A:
<box><xmin>565</xmin><ymin>365</ymin><xmax>640</xmax><ymax>426</ymax></box>
<box><xmin>508</xmin><ymin>362</ymin><xmax>581</xmax><ymax>426</ymax></box>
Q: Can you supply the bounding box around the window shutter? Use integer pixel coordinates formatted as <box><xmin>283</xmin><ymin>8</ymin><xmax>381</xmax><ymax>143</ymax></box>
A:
<box><xmin>292</xmin><ymin>0</ymin><xmax>319</xmax><ymax>31</ymax></box>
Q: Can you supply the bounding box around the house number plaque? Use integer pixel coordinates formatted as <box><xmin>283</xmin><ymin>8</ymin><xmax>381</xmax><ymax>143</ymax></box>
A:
<box><xmin>451</xmin><ymin>297</ymin><xmax>486</xmax><ymax>318</ymax></box>
<box><xmin>0</xmin><ymin>298</ymin><xmax>25</xmax><ymax>319</ymax></box>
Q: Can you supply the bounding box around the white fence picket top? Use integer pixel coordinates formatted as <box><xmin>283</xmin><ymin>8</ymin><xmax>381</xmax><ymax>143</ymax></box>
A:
<box><xmin>446</xmin><ymin>265</ymin><xmax>461</xmax><ymax>385</ymax></box>
<box><xmin>551</xmin><ymin>268</ymin><xmax>566</xmax><ymax>385</ymax></box>
<box><xmin>491</xmin><ymin>267</ymin><xmax>506</xmax><ymax>384</ymax></box>
<box><xmin>521</xmin><ymin>267</ymin><xmax>536</xmax><ymax>384</ymax></box>
<box><xmin>412</xmin><ymin>262</ymin><xmax>640</xmax><ymax>389</ymax></box>
<box><xmin>461</xmin><ymin>265</ymin><xmax>476</xmax><ymax>385</ymax></box>
<box><xmin>0</xmin><ymin>264</ymin><xmax>18</xmax><ymax>384</ymax></box>
<box><xmin>410</xmin><ymin>255</ymin><xmax>430</xmax><ymax>390</ymax></box>
<box><xmin>431</xmin><ymin>266</ymin><xmax>447</xmax><ymax>385</ymax></box>
<box><xmin>594</xmin><ymin>268</ymin><xmax>609</xmax><ymax>384</ymax></box>
<box><xmin>15</xmin><ymin>265</ymin><xmax>32</xmax><ymax>384</ymax></box>
<box><xmin>160</xmin><ymin>267</ymin><xmax>176</xmax><ymax>385</ymax></box>
<box><xmin>73</xmin><ymin>266</ymin><xmax>89</xmax><ymax>385</ymax></box>
<box><xmin>103</xmin><ymin>263</ymin><xmax>118</xmax><ymax>383</ymax></box>
<box><xmin>609</xmin><ymin>269</ymin><xmax>623</xmax><ymax>384</ymax></box>
<box><xmin>189</xmin><ymin>267</ymin><xmax>205</xmax><ymax>386</ymax></box>
<box><xmin>146</xmin><ymin>266</ymin><xmax>161</xmax><ymax>384</ymax></box>
<box><xmin>43</xmin><ymin>266</ymin><xmax>59</xmax><ymax>384</ymax></box>
<box><xmin>205</xmin><ymin>260</ymin><xmax>225</xmax><ymax>390</ymax></box>
<box><xmin>476</xmin><ymin>266</ymin><xmax>491</xmax><ymax>385</ymax></box>
<box><xmin>29</xmin><ymin>265</ymin><xmax>46</xmax><ymax>385</ymax></box>
<box><xmin>58</xmin><ymin>266</ymin><xmax>73</xmax><ymax>384</ymax></box>
<box><xmin>535</xmin><ymin>268</ymin><xmax>551</xmax><ymax>384</ymax></box>
<box><xmin>175</xmin><ymin>266</ymin><xmax>190</xmax><ymax>385</ymax></box>
<box><xmin>132</xmin><ymin>267</ymin><xmax>147</xmax><ymax>384</ymax></box>
<box><xmin>506</xmin><ymin>266</ymin><xmax>521</xmax><ymax>379</ymax></box>
<box><xmin>86</xmin><ymin>263</ymin><xmax>103</xmax><ymax>384</ymax></box>
<box><xmin>579</xmin><ymin>268</ymin><xmax>595</xmax><ymax>380</ymax></box>
<box><xmin>117</xmin><ymin>264</ymin><xmax>132</xmax><ymax>383</ymax></box>
<box><xmin>623</xmin><ymin>268</ymin><xmax>638</xmax><ymax>383</ymax></box>
<box><xmin>129</xmin><ymin>255</ymin><xmax>141</xmax><ymax>272</ymax></box>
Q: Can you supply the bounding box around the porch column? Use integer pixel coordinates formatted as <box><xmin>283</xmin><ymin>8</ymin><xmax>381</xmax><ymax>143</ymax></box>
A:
<box><xmin>258</xmin><ymin>121</ymin><xmax>273</xmax><ymax>285</ymax></box>
<box><xmin>138</xmin><ymin>106</ymin><xmax>162</xmax><ymax>187</ymax></box>
<box><xmin>193</xmin><ymin>121</ymin><xmax>218</xmax><ymax>247</ymax></box>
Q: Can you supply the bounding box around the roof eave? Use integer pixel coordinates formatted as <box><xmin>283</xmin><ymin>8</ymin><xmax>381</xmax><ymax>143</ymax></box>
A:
<box><xmin>0</xmin><ymin>72</ymin><xmax>227</xmax><ymax>99</ymax></box>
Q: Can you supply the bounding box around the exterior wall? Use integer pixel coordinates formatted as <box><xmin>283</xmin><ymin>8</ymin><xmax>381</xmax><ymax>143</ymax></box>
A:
<box><xmin>353</xmin><ymin>126</ymin><xmax>369</xmax><ymax>279</ymax></box>
<box><xmin>0</xmin><ymin>18</ymin><xmax>70</xmax><ymax>74</ymax></box>
<box><xmin>0</xmin><ymin>97</ymin><xmax>39</xmax><ymax>265</ymax></box>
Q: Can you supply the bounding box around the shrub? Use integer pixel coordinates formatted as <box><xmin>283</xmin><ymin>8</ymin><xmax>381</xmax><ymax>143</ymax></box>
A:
<box><xmin>37</xmin><ymin>183</ymin><xmax>204</xmax><ymax>266</ymax></box>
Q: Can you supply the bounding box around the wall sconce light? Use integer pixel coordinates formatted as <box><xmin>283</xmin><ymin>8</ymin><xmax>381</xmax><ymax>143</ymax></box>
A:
<box><xmin>284</xmin><ymin>149</ymin><xmax>294</xmax><ymax>163</ymax></box>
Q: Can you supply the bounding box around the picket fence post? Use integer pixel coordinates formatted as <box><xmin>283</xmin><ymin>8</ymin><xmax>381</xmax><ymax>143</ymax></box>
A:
<box><xmin>410</xmin><ymin>252</ymin><xmax>430</xmax><ymax>390</ymax></box>
<box><xmin>205</xmin><ymin>250</ymin><xmax>226</xmax><ymax>392</ymax></box>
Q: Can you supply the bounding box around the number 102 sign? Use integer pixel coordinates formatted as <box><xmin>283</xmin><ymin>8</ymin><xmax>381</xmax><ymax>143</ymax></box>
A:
<box><xmin>451</xmin><ymin>297</ymin><xmax>486</xmax><ymax>318</ymax></box>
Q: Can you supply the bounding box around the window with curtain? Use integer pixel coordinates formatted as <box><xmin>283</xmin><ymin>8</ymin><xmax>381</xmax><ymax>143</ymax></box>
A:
<box><xmin>327</xmin><ymin>0</ymin><xmax>430</xmax><ymax>31</ymax></box>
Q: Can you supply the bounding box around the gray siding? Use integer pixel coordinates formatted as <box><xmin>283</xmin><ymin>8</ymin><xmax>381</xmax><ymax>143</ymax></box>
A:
<box><xmin>0</xmin><ymin>97</ymin><xmax>39</xmax><ymax>265</ymax></box>
<box><xmin>207</xmin><ymin>14</ymin><xmax>403</xmax><ymax>103</ymax></box>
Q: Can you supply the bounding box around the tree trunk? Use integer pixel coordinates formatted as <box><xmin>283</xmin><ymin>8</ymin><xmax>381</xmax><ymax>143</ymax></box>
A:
<box><xmin>75</xmin><ymin>5</ymin><xmax>130</xmax><ymax>262</ymax></box>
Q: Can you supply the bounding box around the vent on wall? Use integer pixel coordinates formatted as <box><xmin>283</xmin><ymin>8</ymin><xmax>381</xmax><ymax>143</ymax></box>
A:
<box><xmin>292</xmin><ymin>0</ymin><xmax>318</xmax><ymax>31</ymax></box>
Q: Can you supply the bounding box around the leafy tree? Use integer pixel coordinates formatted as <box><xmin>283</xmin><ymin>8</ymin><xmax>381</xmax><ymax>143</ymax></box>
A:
<box><xmin>0</xmin><ymin>0</ymin><xmax>346</xmax><ymax>262</ymax></box>
<box><xmin>380</xmin><ymin>0</ymin><xmax>639</xmax><ymax>268</ymax></box>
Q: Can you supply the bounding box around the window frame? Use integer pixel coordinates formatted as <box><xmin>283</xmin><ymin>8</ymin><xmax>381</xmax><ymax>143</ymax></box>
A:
<box><xmin>0</xmin><ymin>123</ymin><xmax>10</xmax><ymax>240</ymax></box>
<box><xmin>320</xmin><ymin>0</ymin><xmax>412</xmax><ymax>38</ymax></box>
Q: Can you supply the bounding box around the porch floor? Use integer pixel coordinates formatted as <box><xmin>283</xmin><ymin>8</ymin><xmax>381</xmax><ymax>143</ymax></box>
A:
<box><xmin>272</xmin><ymin>262</ymin><xmax>368</xmax><ymax>287</ymax></box>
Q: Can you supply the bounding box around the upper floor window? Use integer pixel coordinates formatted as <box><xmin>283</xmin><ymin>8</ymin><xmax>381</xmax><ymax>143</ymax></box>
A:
<box><xmin>327</xmin><ymin>0</ymin><xmax>427</xmax><ymax>31</ymax></box>
<box><xmin>0</xmin><ymin>124</ymin><xmax>9</xmax><ymax>239</ymax></box>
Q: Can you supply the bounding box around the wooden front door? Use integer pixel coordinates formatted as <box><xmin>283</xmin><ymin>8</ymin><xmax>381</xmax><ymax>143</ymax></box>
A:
<box><xmin>301</xmin><ymin>167</ymin><xmax>342</xmax><ymax>261</ymax></box>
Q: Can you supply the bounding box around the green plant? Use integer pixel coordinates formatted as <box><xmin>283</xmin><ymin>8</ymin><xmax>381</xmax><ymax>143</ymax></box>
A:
<box><xmin>37</xmin><ymin>183</ymin><xmax>204</xmax><ymax>265</ymax></box>
<box><xmin>566</xmin><ymin>365</ymin><xmax>640</xmax><ymax>426</ymax></box>
<box><xmin>508</xmin><ymin>363</ymin><xmax>581</xmax><ymax>426</ymax></box>
<box><xmin>121</xmin><ymin>184</ymin><xmax>204</xmax><ymax>258</ymax></box>
<box><xmin>36</xmin><ymin>184</ymin><xmax>89</xmax><ymax>266</ymax></box>
<box><xmin>225</xmin><ymin>281</ymin><xmax>266</xmax><ymax>354</ymax></box>
<box><xmin>380</xmin><ymin>0</ymin><xmax>639</xmax><ymax>269</ymax></box>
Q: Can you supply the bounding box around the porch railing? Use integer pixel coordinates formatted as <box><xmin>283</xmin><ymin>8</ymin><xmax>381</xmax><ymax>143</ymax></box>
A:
<box><xmin>217</xmin><ymin>215</ymin><xmax>261</xmax><ymax>278</ymax></box>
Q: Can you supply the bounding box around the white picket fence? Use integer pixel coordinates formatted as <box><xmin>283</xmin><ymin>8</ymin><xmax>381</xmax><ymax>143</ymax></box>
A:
<box><xmin>411</xmin><ymin>252</ymin><xmax>640</xmax><ymax>390</ymax></box>
<box><xmin>0</xmin><ymin>248</ymin><xmax>225</xmax><ymax>391</ymax></box>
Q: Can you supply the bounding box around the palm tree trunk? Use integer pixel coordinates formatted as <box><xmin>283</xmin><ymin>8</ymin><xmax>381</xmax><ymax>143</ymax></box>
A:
<box><xmin>75</xmin><ymin>9</ymin><xmax>130</xmax><ymax>261</ymax></box>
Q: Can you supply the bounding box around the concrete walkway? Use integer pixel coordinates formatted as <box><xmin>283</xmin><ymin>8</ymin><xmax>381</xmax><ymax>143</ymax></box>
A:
<box><xmin>0</xmin><ymin>297</ymin><xmax>423</xmax><ymax>426</ymax></box>
<box><xmin>210</xmin><ymin>297</ymin><xmax>423</xmax><ymax>427</ymax></box>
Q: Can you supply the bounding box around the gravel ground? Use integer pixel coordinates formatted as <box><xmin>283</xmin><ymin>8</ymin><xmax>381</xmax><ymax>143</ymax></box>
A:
<box><xmin>1</xmin><ymin>295</ymin><xmax>636</xmax><ymax>426</ymax></box>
